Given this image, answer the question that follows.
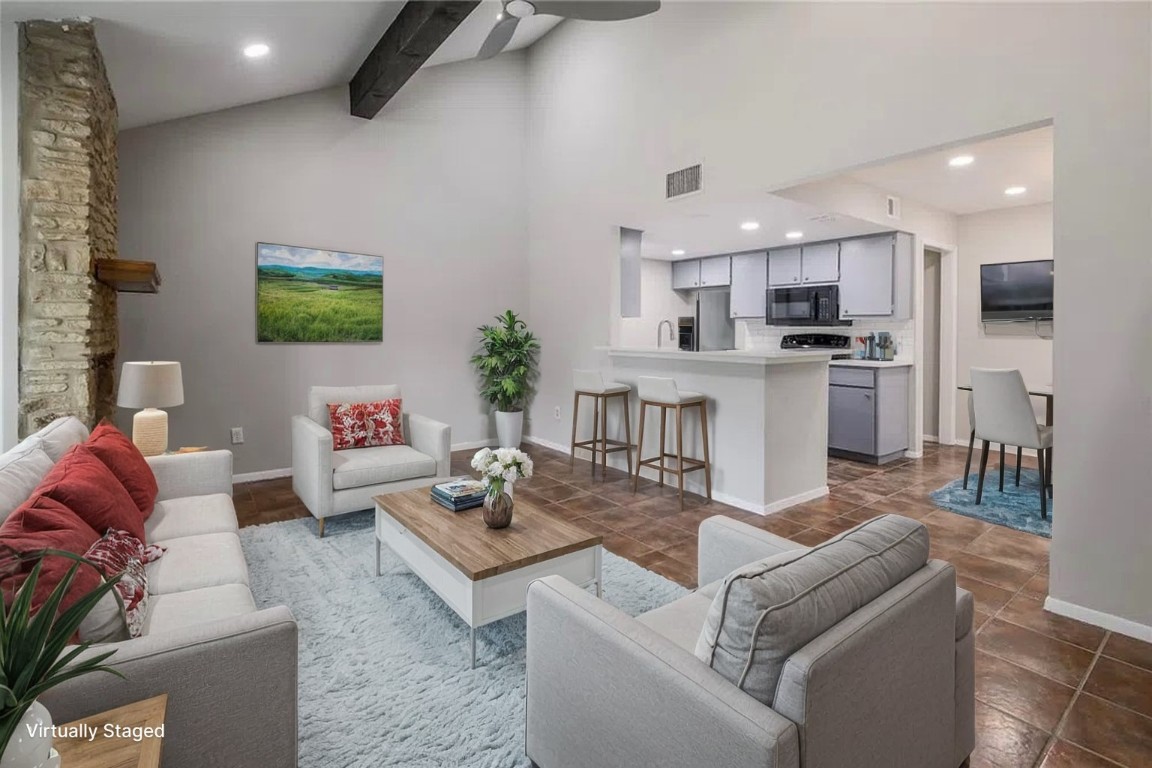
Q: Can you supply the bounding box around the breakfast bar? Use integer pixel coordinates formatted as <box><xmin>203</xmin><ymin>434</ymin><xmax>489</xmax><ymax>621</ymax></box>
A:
<box><xmin>593</xmin><ymin>347</ymin><xmax>834</xmax><ymax>514</ymax></box>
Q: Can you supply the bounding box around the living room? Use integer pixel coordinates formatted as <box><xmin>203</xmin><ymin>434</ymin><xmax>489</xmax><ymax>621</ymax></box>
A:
<box><xmin>0</xmin><ymin>2</ymin><xmax>1149</xmax><ymax>768</ymax></box>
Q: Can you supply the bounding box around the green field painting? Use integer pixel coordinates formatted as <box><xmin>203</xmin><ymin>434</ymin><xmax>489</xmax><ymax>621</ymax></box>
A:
<box><xmin>256</xmin><ymin>243</ymin><xmax>383</xmax><ymax>343</ymax></box>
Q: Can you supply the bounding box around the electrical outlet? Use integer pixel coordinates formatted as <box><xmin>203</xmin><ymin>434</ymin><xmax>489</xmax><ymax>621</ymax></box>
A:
<box><xmin>554</xmin><ymin>406</ymin><xmax>561</xmax><ymax>420</ymax></box>
<box><xmin>230</xmin><ymin>427</ymin><xmax>244</xmax><ymax>445</ymax></box>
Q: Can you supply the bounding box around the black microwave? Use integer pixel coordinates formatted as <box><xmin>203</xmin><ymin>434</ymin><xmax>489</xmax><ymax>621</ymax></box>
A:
<box><xmin>766</xmin><ymin>285</ymin><xmax>851</xmax><ymax>326</ymax></box>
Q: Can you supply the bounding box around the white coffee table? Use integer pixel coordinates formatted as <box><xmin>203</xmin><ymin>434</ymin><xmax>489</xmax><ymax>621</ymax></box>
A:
<box><xmin>374</xmin><ymin>488</ymin><xmax>603</xmax><ymax>667</ymax></box>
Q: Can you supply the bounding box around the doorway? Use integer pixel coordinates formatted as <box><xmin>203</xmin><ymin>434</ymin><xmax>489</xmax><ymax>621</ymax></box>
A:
<box><xmin>922</xmin><ymin>248</ymin><xmax>943</xmax><ymax>441</ymax></box>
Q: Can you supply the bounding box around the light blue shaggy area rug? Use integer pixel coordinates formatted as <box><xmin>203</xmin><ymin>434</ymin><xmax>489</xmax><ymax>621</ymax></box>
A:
<box><xmin>930</xmin><ymin>468</ymin><xmax>1052</xmax><ymax>538</ymax></box>
<box><xmin>239</xmin><ymin>510</ymin><xmax>687</xmax><ymax>768</ymax></box>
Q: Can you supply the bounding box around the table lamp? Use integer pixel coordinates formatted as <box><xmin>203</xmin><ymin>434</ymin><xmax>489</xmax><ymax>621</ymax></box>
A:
<box><xmin>117</xmin><ymin>361</ymin><xmax>184</xmax><ymax>456</ymax></box>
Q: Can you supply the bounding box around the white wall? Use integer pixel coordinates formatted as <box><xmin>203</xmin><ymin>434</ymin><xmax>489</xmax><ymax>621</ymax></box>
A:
<box><xmin>955</xmin><ymin>203</ymin><xmax>1053</xmax><ymax>436</ymax></box>
<box><xmin>525</xmin><ymin>3</ymin><xmax>1152</xmax><ymax>634</ymax></box>
<box><xmin>117</xmin><ymin>53</ymin><xmax>529</xmax><ymax>475</ymax></box>
<box><xmin>0</xmin><ymin>22</ymin><xmax>20</xmax><ymax>449</ymax></box>
<box><xmin>617</xmin><ymin>258</ymin><xmax>693</xmax><ymax>348</ymax></box>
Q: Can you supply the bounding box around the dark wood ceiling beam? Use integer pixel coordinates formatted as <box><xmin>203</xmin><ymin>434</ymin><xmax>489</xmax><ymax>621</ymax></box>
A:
<box><xmin>349</xmin><ymin>0</ymin><xmax>481</xmax><ymax>119</ymax></box>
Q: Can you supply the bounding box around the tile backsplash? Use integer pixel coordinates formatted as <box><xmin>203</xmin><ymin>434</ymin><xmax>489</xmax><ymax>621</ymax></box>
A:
<box><xmin>739</xmin><ymin>318</ymin><xmax>915</xmax><ymax>361</ymax></box>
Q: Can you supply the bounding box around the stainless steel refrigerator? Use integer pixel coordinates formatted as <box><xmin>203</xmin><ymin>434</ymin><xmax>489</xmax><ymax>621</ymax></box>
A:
<box><xmin>695</xmin><ymin>291</ymin><xmax>736</xmax><ymax>351</ymax></box>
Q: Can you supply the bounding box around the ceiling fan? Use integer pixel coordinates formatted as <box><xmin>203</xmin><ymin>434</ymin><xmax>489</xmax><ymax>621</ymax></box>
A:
<box><xmin>477</xmin><ymin>0</ymin><xmax>661</xmax><ymax>60</ymax></box>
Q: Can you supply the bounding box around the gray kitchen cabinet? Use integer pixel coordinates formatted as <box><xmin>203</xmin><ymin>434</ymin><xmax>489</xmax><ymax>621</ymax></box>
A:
<box><xmin>801</xmin><ymin>242</ymin><xmax>840</xmax><ymax>284</ymax></box>
<box><xmin>671</xmin><ymin>259</ymin><xmax>700</xmax><ymax>290</ymax></box>
<box><xmin>838</xmin><ymin>233</ymin><xmax>913</xmax><ymax>320</ymax></box>
<box><xmin>767</xmin><ymin>246</ymin><xmax>802</xmax><ymax>286</ymax></box>
<box><xmin>699</xmin><ymin>255</ymin><xmax>731</xmax><ymax>287</ymax></box>
<box><xmin>828</xmin><ymin>364</ymin><xmax>909</xmax><ymax>464</ymax></box>
<box><xmin>729</xmin><ymin>252</ymin><xmax>767</xmax><ymax>318</ymax></box>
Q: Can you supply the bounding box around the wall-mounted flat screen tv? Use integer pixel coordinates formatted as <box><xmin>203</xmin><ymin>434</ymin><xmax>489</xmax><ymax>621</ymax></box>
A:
<box><xmin>980</xmin><ymin>259</ymin><xmax>1054</xmax><ymax>321</ymax></box>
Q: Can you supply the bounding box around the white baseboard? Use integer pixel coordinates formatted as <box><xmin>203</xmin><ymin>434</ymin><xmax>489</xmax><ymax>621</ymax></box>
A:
<box><xmin>904</xmin><ymin>449</ymin><xmax>924</xmax><ymax>459</ymax></box>
<box><xmin>1044</xmin><ymin>596</ymin><xmax>1152</xmax><ymax>642</ymax></box>
<box><xmin>233</xmin><ymin>467</ymin><xmax>291</xmax><ymax>484</ymax></box>
<box><xmin>452</xmin><ymin>439</ymin><xmax>498</xmax><ymax>451</ymax></box>
<box><xmin>922</xmin><ymin>435</ymin><xmax>940</xmax><ymax>443</ymax></box>
<box><xmin>523</xmin><ymin>435</ymin><xmax>826</xmax><ymax>517</ymax></box>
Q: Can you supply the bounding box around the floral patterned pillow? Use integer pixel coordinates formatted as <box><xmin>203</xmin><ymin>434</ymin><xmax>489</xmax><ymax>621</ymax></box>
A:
<box><xmin>82</xmin><ymin>529</ymin><xmax>166</xmax><ymax>638</ymax></box>
<box><xmin>328</xmin><ymin>399</ymin><xmax>405</xmax><ymax>450</ymax></box>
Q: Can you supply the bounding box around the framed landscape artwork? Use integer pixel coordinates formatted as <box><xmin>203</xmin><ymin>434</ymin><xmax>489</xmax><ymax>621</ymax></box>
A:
<box><xmin>256</xmin><ymin>243</ymin><xmax>383</xmax><ymax>343</ymax></box>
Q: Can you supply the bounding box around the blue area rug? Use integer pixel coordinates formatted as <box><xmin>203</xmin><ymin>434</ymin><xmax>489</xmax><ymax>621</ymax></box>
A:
<box><xmin>930</xmin><ymin>469</ymin><xmax>1052</xmax><ymax>538</ymax></box>
<box><xmin>239</xmin><ymin>509</ymin><xmax>687</xmax><ymax>768</ymax></box>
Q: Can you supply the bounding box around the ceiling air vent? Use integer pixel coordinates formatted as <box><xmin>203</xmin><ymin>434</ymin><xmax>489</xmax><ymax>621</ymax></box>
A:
<box><xmin>666</xmin><ymin>164</ymin><xmax>702</xmax><ymax>199</ymax></box>
<box><xmin>886</xmin><ymin>195</ymin><xmax>902</xmax><ymax>219</ymax></box>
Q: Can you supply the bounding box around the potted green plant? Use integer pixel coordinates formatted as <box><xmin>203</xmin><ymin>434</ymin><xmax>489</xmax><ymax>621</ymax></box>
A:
<box><xmin>0</xmin><ymin>548</ymin><xmax>122</xmax><ymax>768</ymax></box>
<box><xmin>470</xmin><ymin>310</ymin><xmax>541</xmax><ymax>448</ymax></box>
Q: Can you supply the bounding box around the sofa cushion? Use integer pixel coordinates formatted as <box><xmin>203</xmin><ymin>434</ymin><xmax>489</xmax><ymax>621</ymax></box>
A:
<box><xmin>331</xmin><ymin>444</ymin><xmax>437</xmax><ymax>491</ymax></box>
<box><xmin>328</xmin><ymin>399</ymin><xmax>405</xmax><ymax>449</ymax></box>
<box><xmin>0</xmin><ymin>493</ymin><xmax>103</xmax><ymax>615</ymax></box>
<box><xmin>695</xmin><ymin>514</ymin><xmax>929</xmax><ymax>706</ymax></box>
<box><xmin>955</xmin><ymin>587</ymin><xmax>974</xmax><ymax>640</ymax></box>
<box><xmin>22</xmin><ymin>416</ymin><xmax>90</xmax><ymax>462</ymax></box>
<box><xmin>145</xmin><ymin>532</ymin><xmax>250</xmax><ymax>594</ymax></box>
<box><xmin>308</xmin><ymin>385</ymin><xmax>401</xmax><ymax>429</ymax></box>
<box><xmin>86</xmin><ymin>421</ymin><xmax>159</xmax><ymax>520</ymax></box>
<box><xmin>637</xmin><ymin>591</ymin><xmax>714</xmax><ymax>653</ymax></box>
<box><xmin>141</xmin><ymin>583</ymin><xmax>256</xmax><ymax>636</ymax></box>
<box><xmin>0</xmin><ymin>443</ymin><xmax>54</xmax><ymax>524</ymax></box>
<box><xmin>144</xmin><ymin>494</ymin><xmax>239</xmax><ymax>542</ymax></box>
<box><xmin>81</xmin><ymin>529</ymin><xmax>166</xmax><ymax>638</ymax></box>
<box><xmin>35</xmin><ymin>445</ymin><xmax>146</xmax><ymax>541</ymax></box>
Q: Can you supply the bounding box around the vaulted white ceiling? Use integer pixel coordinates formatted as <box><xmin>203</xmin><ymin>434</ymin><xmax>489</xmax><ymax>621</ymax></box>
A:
<box><xmin>0</xmin><ymin>1</ymin><xmax>562</xmax><ymax>130</ymax></box>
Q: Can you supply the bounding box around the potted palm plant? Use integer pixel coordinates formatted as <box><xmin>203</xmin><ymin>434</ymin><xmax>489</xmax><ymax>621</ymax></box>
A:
<box><xmin>0</xmin><ymin>548</ymin><xmax>122</xmax><ymax>768</ymax></box>
<box><xmin>470</xmin><ymin>310</ymin><xmax>541</xmax><ymax>448</ymax></box>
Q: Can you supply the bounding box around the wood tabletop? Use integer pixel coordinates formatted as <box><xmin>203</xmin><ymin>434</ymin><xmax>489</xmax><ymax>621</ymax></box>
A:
<box><xmin>374</xmin><ymin>488</ymin><xmax>602</xmax><ymax>581</ymax></box>
<box><xmin>957</xmin><ymin>384</ymin><xmax>1053</xmax><ymax>397</ymax></box>
<box><xmin>54</xmin><ymin>694</ymin><xmax>167</xmax><ymax>768</ymax></box>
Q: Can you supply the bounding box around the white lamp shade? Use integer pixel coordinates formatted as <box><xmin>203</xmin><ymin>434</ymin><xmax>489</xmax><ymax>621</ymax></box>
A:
<box><xmin>117</xmin><ymin>361</ymin><xmax>184</xmax><ymax>409</ymax></box>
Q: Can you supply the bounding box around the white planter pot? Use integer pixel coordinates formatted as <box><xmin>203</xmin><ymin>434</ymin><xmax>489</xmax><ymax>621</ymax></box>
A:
<box><xmin>494</xmin><ymin>410</ymin><xmax>523</xmax><ymax>448</ymax></box>
<box><xmin>1</xmin><ymin>700</ymin><xmax>60</xmax><ymax>768</ymax></box>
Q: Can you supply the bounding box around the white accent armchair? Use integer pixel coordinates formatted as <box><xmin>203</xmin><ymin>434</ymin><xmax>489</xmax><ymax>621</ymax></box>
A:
<box><xmin>291</xmin><ymin>385</ymin><xmax>451</xmax><ymax>536</ymax></box>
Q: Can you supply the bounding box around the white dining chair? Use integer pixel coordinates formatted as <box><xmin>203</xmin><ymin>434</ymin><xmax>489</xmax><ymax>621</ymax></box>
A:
<box><xmin>971</xmin><ymin>368</ymin><xmax>1054</xmax><ymax>519</ymax></box>
<box><xmin>962</xmin><ymin>392</ymin><xmax>1023</xmax><ymax>491</ymax></box>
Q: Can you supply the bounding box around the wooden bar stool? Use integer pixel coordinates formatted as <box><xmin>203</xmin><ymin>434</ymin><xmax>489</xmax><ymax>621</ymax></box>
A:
<box><xmin>570</xmin><ymin>370</ymin><xmax>633</xmax><ymax>477</ymax></box>
<box><xmin>633</xmin><ymin>376</ymin><xmax>712</xmax><ymax>509</ymax></box>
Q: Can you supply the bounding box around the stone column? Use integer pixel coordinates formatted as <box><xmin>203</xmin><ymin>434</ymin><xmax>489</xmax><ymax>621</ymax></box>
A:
<box><xmin>18</xmin><ymin>20</ymin><xmax>119</xmax><ymax>437</ymax></box>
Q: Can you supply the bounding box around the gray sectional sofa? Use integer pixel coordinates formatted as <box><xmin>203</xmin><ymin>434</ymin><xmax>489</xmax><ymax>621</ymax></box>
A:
<box><xmin>1</xmin><ymin>418</ymin><xmax>297</xmax><ymax>768</ymax></box>
<box><xmin>526</xmin><ymin>514</ymin><xmax>975</xmax><ymax>768</ymax></box>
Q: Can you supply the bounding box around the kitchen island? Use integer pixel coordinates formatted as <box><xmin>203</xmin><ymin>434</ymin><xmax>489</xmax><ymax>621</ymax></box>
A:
<box><xmin>595</xmin><ymin>347</ymin><xmax>834</xmax><ymax>514</ymax></box>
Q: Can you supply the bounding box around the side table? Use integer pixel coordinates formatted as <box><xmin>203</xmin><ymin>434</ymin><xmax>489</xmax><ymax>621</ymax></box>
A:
<box><xmin>53</xmin><ymin>694</ymin><xmax>167</xmax><ymax>768</ymax></box>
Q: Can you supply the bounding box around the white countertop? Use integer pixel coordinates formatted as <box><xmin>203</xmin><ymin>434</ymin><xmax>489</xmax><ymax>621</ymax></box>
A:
<box><xmin>830</xmin><ymin>359</ymin><xmax>913</xmax><ymax>368</ymax></box>
<box><xmin>599</xmin><ymin>347</ymin><xmax>834</xmax><ymax>365</ymax></box>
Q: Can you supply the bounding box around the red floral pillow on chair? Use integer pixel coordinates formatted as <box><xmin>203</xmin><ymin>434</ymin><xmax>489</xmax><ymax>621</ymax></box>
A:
<box><xmin>328</xmin><ymin>400</ymin><xmax>405</xmax><ymax>450</ymax></box>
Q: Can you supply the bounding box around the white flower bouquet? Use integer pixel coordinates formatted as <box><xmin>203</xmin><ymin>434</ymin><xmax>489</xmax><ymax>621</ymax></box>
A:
<box><xmin>470</xmin><ymin>447</ymin><xmax>534</xmax><ymax>497</ymax></box>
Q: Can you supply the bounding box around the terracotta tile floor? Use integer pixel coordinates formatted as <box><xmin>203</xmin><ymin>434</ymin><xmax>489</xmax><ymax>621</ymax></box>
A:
<box><xmin>235</xmin><ymin>442</ymin><xmax>1152</xmax><ymax>768</ymax></box>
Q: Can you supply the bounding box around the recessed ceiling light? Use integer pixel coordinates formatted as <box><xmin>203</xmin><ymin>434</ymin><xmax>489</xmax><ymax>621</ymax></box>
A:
<box><xmin>740</xmin><ymin>221</ymin><xmax>760</xmax><ymax>231</ymax></box>
<box><xmin>1004</xmin><ymin>186</ymin><xmax>1027</xmax><ymax>196</ymax></box>
<box><xmin>243</xmin><ymin>43</ymin><xmax>270</xmax><ymax>59</ymax></box>
<box><xmin>671</xmin><ymin>249</ymin><xmax>685</xmax><ymax>256</ymax></box>
<box><xmin>785</xmin><ymin>231</ymin><xmax>803</xmax><ymax>239</ymax></box>
<box><xmin>948</xmin><ymin>155</ymin><xmax>975</xmax><ymax>167</ymax></box>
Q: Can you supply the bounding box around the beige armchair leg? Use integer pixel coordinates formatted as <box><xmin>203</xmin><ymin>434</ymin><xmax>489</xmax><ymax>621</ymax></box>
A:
<box><xmin>317</xmin><ymin>518</ymin><xmax>325</xmax><ymax>538</ymax></box>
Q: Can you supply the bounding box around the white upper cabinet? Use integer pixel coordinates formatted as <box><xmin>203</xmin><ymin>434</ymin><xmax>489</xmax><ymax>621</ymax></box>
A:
<box><xmin>729</xmin><ymin>252</ymin><xmax>767</xmax><ymax>318</ymax></box>
<box><xmin>699</xmin><ymin>256</ymin><xmax>731</xmax><ymax>287</ymax></box>
<box><xmin>839</xmin><ymin>235</ymin><xmax>895</xmax><ymax>317</ymax></box>
<box><xmin>671</xmin><ymin>259</ymin><xmax>700</xmax><ymax>290</ymax></box>
<box><xmin>767</xmin><ymin>246</ymin><xmax>802</xmax><ymax>286</ymax></box>
<box><xmin>800</xmin><ymin>242</ymin><xmax>840</xmax><ymax>284</ymax></box>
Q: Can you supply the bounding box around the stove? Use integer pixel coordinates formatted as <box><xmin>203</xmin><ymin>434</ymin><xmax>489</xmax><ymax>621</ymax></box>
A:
<box><xmin>780</xmin><ymin>333</ymin><xmax>851</xmax><ymax>352</ymax></box>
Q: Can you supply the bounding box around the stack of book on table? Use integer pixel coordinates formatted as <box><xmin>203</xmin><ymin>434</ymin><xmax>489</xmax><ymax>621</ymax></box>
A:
<box><xmin>431</xmin><ymin>478</ymin><xmax>487</xmax><ymax>512</ymax></box>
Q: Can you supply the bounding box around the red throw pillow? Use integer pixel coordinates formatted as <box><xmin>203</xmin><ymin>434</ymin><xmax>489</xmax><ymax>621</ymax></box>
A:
<box><xmin>34</xmin><ymin>445</ymin><xmax>146</xmax><ymax>542</ymax></box>
<box><xmin>0</xmin><ymin>493</ymin><xmax>103</xmax><ymax>615</ymax></box>
<box><xmin>328</xmin><ymin>399</ymin><xmax>404</xmax><ymax>450</ymax></box>
<box><xmin>86</xmin><ymin>421</ymin><xmax>159</xmax><ymax>520</ymax></box>
<box><xmin>83</xmin><ymin>530</ymin><xmax>165</xmax><ymax>638</ymax></box>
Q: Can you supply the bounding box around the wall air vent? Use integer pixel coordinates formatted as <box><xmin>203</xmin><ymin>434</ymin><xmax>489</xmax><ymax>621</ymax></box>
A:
<box><xmin>666</xmin><ymin>164</ymin><xmax>703</xmax><ymax>199</ymax></box>
<box><xmin>886</xmin><ymin>195</ymin><xmax>902</xmax><ymax>219</ymax></box>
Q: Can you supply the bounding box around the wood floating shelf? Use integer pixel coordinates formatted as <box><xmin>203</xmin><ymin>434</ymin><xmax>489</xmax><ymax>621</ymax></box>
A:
<box><xmin>95</xmin><ymin>259</ymin><xmax>160</xmax><ymax>293</ymax></box>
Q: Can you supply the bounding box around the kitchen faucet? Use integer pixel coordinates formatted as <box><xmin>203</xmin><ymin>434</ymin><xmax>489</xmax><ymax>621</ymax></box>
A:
<box><xmin>657</xmin><ymin>319</ymin><xmax>674</xmax><ymax>348</ymax></box>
